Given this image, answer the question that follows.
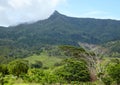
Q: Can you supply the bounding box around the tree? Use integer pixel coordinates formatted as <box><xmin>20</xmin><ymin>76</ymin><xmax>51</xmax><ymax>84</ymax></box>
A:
<box><xmin>31</xmin><ymin>60</ymin><xmax>43</xmax><ymax>68</ymax></box>
<box><xmin>55</xmin><ymin>58</ymin><xmax>90</xmax><ymax>83</ymax></box>
<box><xmin>107</xmin><ymin>60</ymin><xmax>120</xmax><ymax>85</ymax></box>
<box><xmin>8</xmin><ymin>60</ymin><xmax>29</xmax><ymax>77</ymax></box>
<box><xmin>0</xmin><ymin>73</ymin><xmax>4</xmax><ymax>85</ymax></box>
<box><xmin>0</xmin><ymin>64</ymin><xmax>9</xmax><ymax>85</ymax></box>
<box><xmin>101</xmin><ymin>76</ymin><xmax>112</xmax><ymax>85</ymax></box>
<box><xmin>24</xmin><ymin>69</ymin><xmax>45</xmax><ymax>83</ymax></box>
<box><xmin>0</xmin><ymin>64</ymin><xmax>8</xmax><ymax>75</ymax></box>
<box><xmin>23</xmin><ymin>69</ymin><xmax>63</xmax><ymax>84</ymax></box>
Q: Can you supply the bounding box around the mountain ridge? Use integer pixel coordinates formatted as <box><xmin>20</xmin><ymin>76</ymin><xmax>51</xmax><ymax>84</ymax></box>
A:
<box><xmin>0</xmin><ymin>10</ymin><xmax>120</xmax><ymax>62</ymax></box>
<box><xmin>0</xmin><ymin>11</ymin><xmax>120</xmax><ymax>46</ymax></box>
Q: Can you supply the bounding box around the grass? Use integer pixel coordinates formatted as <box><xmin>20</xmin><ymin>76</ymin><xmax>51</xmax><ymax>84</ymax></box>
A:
<box><xmin>24</xmin><ymin>52</ymin><xmax>63</xmax><ymax>68</ymax></box>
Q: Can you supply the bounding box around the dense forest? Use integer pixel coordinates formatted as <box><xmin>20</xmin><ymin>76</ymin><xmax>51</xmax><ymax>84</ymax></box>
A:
<box><xmin>0</xmin><ymin>11</ymin><xmax>120</xmax><ymax>85</ymax></box>
<box><xmin>0</xmin><ymin>11</ymin><xmax>120</xmax><ymax>62</ymax></box>
<box><xmin>0</xmin><ymin>45</ymin><xmax>120</xmax><ymax>85</ymax></box>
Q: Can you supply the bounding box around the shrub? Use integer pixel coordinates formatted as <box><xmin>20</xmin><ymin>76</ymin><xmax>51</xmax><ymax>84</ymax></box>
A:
<box><xmin>8</xmin><ymin>60</ymin><xmax>29</xmax><ymax>77</ymax></box>
<box><xmin>107</xmin><ymin>62</ymin><xmax>120</xmax><ymax>85</ymax></box>
<box><xmin>55</xmin><ymin>58</ymin><xmax>91</xmax><ymax>83</ymax></box>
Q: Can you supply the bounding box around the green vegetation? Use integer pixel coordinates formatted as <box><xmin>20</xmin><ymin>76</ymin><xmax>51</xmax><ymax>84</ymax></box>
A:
<box><xmin>103</xmin><ymin>41</ymin><xmax>120</xmax><ymax>53</ymax></box>
<box><xmin>24</xmin><ymin>53</ymin><xmax>63</xmax><ymax>68</ymax></box>
<box><xmin>107</xmin><ymin>59</ymin><xmax>120</xmax><ymax>85</ymax></box>
<box><xmin>54</xmin><ymin>58</ymin><xmax>90</xmax><ymax>82</ymax></box>
<box><xmin>8</xmin><ymin>60</ymin><xmax>29</xmax><ymax>77</ymax></box>
<box><xmin>0</xmin><ymin>11</ymin><xmax>120</xmax><ymax>62</ymax></box>
<box><xmin>0</xmin><ymin>11</ymin><xmax>120</xmax><ymax>85</ymax></box>
<box><xmin>0</xmin><ymin>45</ymin><xmax>120</xmax><ymax>85</ymax></box>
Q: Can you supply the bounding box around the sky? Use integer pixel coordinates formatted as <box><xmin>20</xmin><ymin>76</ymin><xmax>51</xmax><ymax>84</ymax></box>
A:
<box><xmin>57</xmin><ymin>0</ymin><xmax>120</xmax><ymax>19</ymax></box>
<box><xmin>0</xmin><ymin>0</ymin><xmax>120</xmax><ymax>27</ymax></box>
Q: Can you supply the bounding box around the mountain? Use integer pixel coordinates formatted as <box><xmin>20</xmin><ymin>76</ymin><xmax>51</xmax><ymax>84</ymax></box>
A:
<box><xmin>0</xmin><ymin>11</ymin><xmax>120</xmax><ymax>61</ymax></box>
<box><xmin>103</xmin><ymin>40</ymin><xmax>120</xmax><ymax>53</ymax></box>
<box><xmin>2</xmin><ymin>11</ymin><xmax>120</xmax><ymax>45</ymax></box>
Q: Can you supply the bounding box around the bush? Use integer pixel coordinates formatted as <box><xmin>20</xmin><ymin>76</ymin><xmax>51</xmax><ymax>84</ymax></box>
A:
<box><xmin>0</xmin><ymin>64</ymin><xmax>9</xmax><ymax>75</ymax></box>
<box><xmin>31</xmin><ymin>60</ymin><xmax>43</xmax><ymax>68</ymax></box>
<box><xmin>23</xmin><ymin>69</ymin><xmax>63</xmax><ymax>84</ymax></box>
<box><xmin>55</xmin><ymin>58</ymin><xmax>91</xmax><ymax>83</ymax></box>
<box><xmin>8</xmin><ymin>59</ymin><xmax>29</xmax><ymax>77</ymax></box>
<box><xmin>101</xmin><ymin>76</ymin><xmax>112</xmax><ymax>85</ymax></box>
<box><xmin>107</xmin><ymin>61</ymin><xmax>120</xmax><ymax>85</ymax></box>
<box><xmin>24</xmin><ymin>69</ymin><xmax>45</xmax><ymax>83</ymax></box>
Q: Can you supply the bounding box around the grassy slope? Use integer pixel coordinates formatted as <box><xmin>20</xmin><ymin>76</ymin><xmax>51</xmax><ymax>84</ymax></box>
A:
<box><xmin>24</xmin><ymin>52</ymin><xmax>63</xmax><ymax>68</ymax></box>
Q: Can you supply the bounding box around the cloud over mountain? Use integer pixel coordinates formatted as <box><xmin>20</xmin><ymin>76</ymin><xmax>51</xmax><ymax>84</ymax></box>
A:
<box><xmin>0</xmin><ymin>0</ymin><xmax>64</xmax><ymax>27</ymax></box>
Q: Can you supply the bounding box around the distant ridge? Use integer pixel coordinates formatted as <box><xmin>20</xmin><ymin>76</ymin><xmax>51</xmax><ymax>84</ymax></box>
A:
<box><xmin>0</xmin><ymin>10</ymin><xmax>120</xmax><ymax>47</ymax></box>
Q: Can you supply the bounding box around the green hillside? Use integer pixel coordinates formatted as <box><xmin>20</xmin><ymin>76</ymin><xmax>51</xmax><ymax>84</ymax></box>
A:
<box><xmin>0</xmin><ymin>11</ymin><xmax>120</xmax><ymax>46</ymax></box>
<box><xmin>1</xmin><ymin>45</ymin><xmax>120</xmax><ymax>85</ymax></box>
<box><xmin>103</xmin><ymin>40</ymin><xmax>120</xmax><ymax>53</ymax></box>
<box><xmin>0</xmin><ymin>11</ymin><xmax>120</xmax><ymax>62</ymax></box>
<box><xmin>24</xmin><ymin>53</ymin><xmax>63</xmax><ymax>68</ymax></box>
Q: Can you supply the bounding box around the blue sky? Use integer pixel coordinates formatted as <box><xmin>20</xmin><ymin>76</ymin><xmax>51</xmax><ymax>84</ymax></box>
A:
<box><xmin>57</xmin><ymin>0</ymin><xmax>120</xmax><ymax>19</ymax></box>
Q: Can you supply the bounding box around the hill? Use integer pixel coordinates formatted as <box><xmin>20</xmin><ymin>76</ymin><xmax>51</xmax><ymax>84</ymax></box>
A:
<box><xmin>0</xmin><ymin>11</ymin><xmax>120</xmax><ymax>62</ymax></box>
<box><xmin>1</xmin><ymin>11</ymin><xmax>120</xmax><ymax>46</ymax></box>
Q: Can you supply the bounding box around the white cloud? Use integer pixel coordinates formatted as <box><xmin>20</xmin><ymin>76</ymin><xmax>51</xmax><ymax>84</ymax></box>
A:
<box><xmin>8</xmin><ymin>0</ymin><xmax>32</xmax><ymax>9</ymax></box>
<box><xmin>0</xmin><ymin>0</ymin><xmax>64</xmax><ymax>27</ymax></box>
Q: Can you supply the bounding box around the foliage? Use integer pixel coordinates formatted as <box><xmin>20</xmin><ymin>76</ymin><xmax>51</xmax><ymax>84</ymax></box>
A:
<box><xmin>24</xmin><ymin>53</ymin><xmax>62</xmax><ymax>68</ymax></box>
<box><xmin>23</xmin><ymin>69</ymin><xmax>63</xmax><ymax>84</ymax></box>
<box><xmin>59</xmin><ymin>45</ymin><xmax>97</xmax><ymax>70</ymax></box>
<box><xmin>23</xmin><ymin>69</ymin><xmax>45</xmax><ymax>83</ymax></box>
<box><xmin>0</xmin><ymin>64</ymin><xmax>9</xmax><ymax>75</ymax></box>
<box><xmin>31</xmin><ymin>60</ymin><xmax>43</xmax><ymax>68</ymax></box>
<box><xmin>0</xmin><ymin>11</ymin><xmax>120</xmax><ymax>61</ymax></box>
<box><xmin>101</xmin><ymin>76</ymin><xmax>113</xmax><ymax>85</ymax></box>
<box><xmin>103</xmin><ymin>41</ymin><xmax>120</xmax><ymax>53</ymax></box>
<box><xmin>59</xmin><ymin>45</ymin><xmax>86</xmax><ymax>56</ymax></box>
<box><xmin>107</xmin><ymin>60</ymin><xmax>120</xmax><ymax>85</ymax></box>
<box><xmin>55</xmin><ymin>58</ymin><xmax>91</xmax><ymax>82</ymax></box>
<box><xmin>41</xmin><ymin>70</ymin><xmax>64</xmax><ymax>84</ymax></box>
<box><xmin>8</xmin><ymin>60</ymin><xmax>29</xmax><ymax>77</ymax></box>
<box><xmin>3</xmin><ymin>75</ymin><xmax>17</xmax><ymax>85</ymax></box>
